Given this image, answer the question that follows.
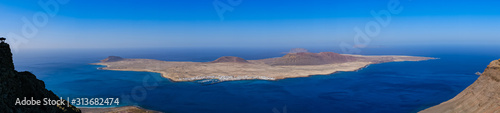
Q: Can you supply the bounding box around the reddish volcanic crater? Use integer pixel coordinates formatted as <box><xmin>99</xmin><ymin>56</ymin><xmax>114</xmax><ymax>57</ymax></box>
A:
<box><xmin>267</xmin><ymin>52</ymin><xmax>357</xmax><ymax>65</ymax></box>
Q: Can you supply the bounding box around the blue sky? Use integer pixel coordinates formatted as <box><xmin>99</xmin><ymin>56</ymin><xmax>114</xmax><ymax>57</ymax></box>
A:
<box><xmin>0</xmin><ymin>0</ymin><xmax>499</xmax><ymax>49</ymax></box>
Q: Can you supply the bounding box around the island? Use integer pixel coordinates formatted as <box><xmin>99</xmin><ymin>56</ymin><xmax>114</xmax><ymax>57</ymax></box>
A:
<box><xmin>93</xmin><ymin>49</ymin><xmax>435</xmax><ymax>82</ymax></box>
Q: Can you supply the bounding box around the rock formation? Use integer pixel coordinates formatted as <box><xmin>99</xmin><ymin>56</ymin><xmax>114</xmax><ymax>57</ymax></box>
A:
<box><xmin>0</xmin><ymin>41</ymin><xmax>81</xmax><ymax>113</ymax></box>
<box><xmin>420</xmin><ymin>59</ymin><xmax>500</xmax><ymax>113</ymax></box>
<box><xmin>210</xmin><ymin>56</ymin><xmax>249</xmax><ymax>63</ymax></box>
<box><xmin>0</xmin><ymin>41</ymin><xmax>14</xmax><ymax>72</ymax></box>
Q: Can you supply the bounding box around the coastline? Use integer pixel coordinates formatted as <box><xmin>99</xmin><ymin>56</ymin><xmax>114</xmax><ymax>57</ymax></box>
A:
<box><xmin>92</xmin><ymin>63</ymin><xmax>171</xmax><ymax>80</ymax></box>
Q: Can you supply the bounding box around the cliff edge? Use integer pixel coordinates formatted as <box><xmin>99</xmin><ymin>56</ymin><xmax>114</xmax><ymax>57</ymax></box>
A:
<box><xmin>0</xmin><ymin>41</ymin><xmax>80</xmax><ymax>113</ymax></box>
<box><xmin>420</xmin><ymin>59</ymin><xmax>500</xmax><ymax>113</ymax></box>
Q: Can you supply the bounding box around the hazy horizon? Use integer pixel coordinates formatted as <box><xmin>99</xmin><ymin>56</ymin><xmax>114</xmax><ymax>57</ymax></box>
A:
<box><xmin>1</xmin><ymin>0</ymin><xmax>499</xmax><ymax>50</ymax></box>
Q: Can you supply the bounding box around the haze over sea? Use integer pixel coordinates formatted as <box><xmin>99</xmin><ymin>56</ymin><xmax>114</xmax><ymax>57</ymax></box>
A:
<box><xmin>12</xmin><ymin>45</ymin><xmax>500</xmax><ymax>113</ymax></box>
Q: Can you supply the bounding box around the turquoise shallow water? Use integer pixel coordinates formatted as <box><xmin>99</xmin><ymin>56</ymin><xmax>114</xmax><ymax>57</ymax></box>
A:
<box><xmin>13</xmin><ymin>45</ymin><xmax>500</xmax><ymax>113</ymax></box>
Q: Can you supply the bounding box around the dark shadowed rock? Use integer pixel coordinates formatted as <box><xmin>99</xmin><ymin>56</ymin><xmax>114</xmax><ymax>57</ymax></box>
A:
<box><xmin>0</xmin><ymin>42</ymin><xmax>14</xmax><ymax>72</ymax></box>
<box><xmin>0</xmin><ymin>41</ymin><xmax>81</xmax><ymax>113</ymax></box>
<box><xmin>100</xmin><ymin>56</ymin><xmax>125</xmax><ymax>62</ymax></box>
<box><xmin>211</xmin><ymin>56</ymin><xmax>249</xmax><ymax>63</ymax></box>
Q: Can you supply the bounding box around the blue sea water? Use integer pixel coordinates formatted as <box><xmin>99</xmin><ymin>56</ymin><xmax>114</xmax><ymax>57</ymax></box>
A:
<box><xmin>12</xmin><ymin>45</ymin><xmax>500</xmax><ymax>113</ymax></box>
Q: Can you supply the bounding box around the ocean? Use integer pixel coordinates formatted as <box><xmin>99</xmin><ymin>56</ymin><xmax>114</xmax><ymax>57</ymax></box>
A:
<box><xmin>12</xmin><ymin>45</ymin><xmax>500</xmax><ymax>113</ymax></box>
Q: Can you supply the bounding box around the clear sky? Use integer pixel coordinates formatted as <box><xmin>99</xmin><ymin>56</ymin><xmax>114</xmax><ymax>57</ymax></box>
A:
<box><xmin>0</xmin><ymin>0</ymin><xmax>499</xmax><ymax>49</ymax></box>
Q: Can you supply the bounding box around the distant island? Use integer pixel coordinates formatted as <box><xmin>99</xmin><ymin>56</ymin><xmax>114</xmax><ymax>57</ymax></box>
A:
<box><xmin>93</xmin><ymin>49</ymin><xmax>435</xmax><ymax>82</ymax></box>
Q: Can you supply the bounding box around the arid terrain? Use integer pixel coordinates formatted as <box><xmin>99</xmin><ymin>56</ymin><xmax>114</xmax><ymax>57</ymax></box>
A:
<box><xmin>93</xmin><ymin>49</ymin><xmax>434</xmax><ymax>82</ymax></box>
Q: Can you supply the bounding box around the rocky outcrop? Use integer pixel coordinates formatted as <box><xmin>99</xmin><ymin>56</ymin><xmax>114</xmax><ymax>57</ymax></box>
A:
<box><xmin>100</xmin><ymin>56</ymin><xmax>125</xmax><ymax>62</ymax></box>
<box><xmin>0</xmin><ymin>42</ymin><xmax>80</xmax><ymax>113</ymax></box>
<box><xmin>210</xmin><ymin>56</ymin><xmax>249</xmax><ymax>63</ymax></box>
<box><xmin>0</xmin><ymin>42</ymin><xmax>14</xmax><ymax>72</ymax></box>
<box><xmin>420</xmin><ymin>59</ymin><xmax>500</xmax><ymax>113</ymax></box>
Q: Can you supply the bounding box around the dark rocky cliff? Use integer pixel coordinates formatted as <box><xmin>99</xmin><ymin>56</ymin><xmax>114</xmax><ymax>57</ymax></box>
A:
<box><xmin>0</xmin><ymin>42</ymin><xmax>81</xmax><ymax>113</ymax></box>
<box><xmin>0</xmin><ymin>42</ymin><xmax>14</xmax><ymax>72</ymax></box>
<box><xmin>420</xmin><ymin>59</ymin><xmax>500</xmax><ymax>113</ymax></box>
